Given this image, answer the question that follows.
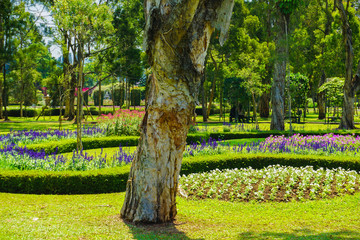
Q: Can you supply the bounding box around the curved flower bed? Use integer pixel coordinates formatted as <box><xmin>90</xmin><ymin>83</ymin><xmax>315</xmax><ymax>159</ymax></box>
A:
<box><xmin>179</xmin><ymin>165</ymin><xmax>360</xmax><ymax>202</ymax></box>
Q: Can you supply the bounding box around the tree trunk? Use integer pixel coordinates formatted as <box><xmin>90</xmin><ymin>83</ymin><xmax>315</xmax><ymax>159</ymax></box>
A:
<box><xmin>252</xmin><ymin>92</ymin><xmax>258</xmax><ymax>127</ymax></box>
<box><xmin>336</xmin><ymin>0</ymin><xmax>360</xmax><ymax>129</ymax></box>
<box><xmin>270</xmin><ymin>14</ymin><xmax>288</xmax><ymax>131</ymax></box>
<box><xmin>76</xmin><ymin>45</ymin><xmax>84</xmax><ymax>151</ymax></box>
<box><xmin>2</xmin><ymin>65</ymin><xmax>8</xmax><ymax>121</ymax></box>
<box><xmin>67</xmin><ymin>73</ymin><xmax>76</xmax><ymax>121</ymax></box>
<box><xmin>206</xmin><ymin>49</ymin><xmax>217</xmax><ymax>118</ymax></box>
<box><xmin>317</xmin><ymin>72</ymin><xmax>326</xmax><ymax>119</ymax></box>
<box><xmin>201</xmin><ymin>72</ymin><xmax>207</xmax><ymax>122</ymax></box>
<box><xmin>259</xmin><ymin>90</ymin><xmax>270</xmax><ymax>118</ymax></box>
<box><xmin>121</xmin><ymin>0</ymin><xmax>234</xmax><ymax>223</ymax></box>
<box><xmin>200</xmin><ymin>70</ymin><xmax>207</xmax><ymax>122</ymax></box>
<box><xmin>98</xmin><ymin>81</ymin><xmax>102</xmax><ymax>115</ymax></box>
<box><xmin>318</xmin><ymin>1</ymin><xmax>333</xmax><ymax>120</ymax></box>
<box><xmin>270</xmin><ymin>61</ymin><xmax>286</xmax><ymax>130</ymax></box>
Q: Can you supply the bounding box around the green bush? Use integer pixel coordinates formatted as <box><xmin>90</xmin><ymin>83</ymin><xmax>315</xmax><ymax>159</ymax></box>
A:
<box><xmin>7</xmin><ymin>109</ymin><xmax>38</xmax><ymax>117</ymax></box>
<box><xmin>113</xmin><ymin>87</ymin><xmax>125</xmax><ymax>107</ymax></box>
<box><xmin>130</xmin><ymin>89</ymin><xmax>141</xmax><ymax>106</ymax></box>
<box><xmin>26</xmin><ymin>134</ymin><xmax>208</xmax><ymax>154</ymax></box>
<box><xmin>93</xmin><ymin>90</ymin><xmax>104</xmax><ymax>106</ymax></box>
<box><xmin>26</xmin><ymin>136</ymin><xmax>140</xmax><ymax>154</ymax></box>
<box><xmin>1</xmin><ymin>152</ymin><xmax>360</xmax><ymax>194</ymax></box>
<box><xmin>44</xmin><ymin>108</ymin><xmax>66</xmax><ymax>116</ymax></box>
<box><xmin>0</xmin><ymin>166</ymin><xmax>131</xmax><ymax>194</ymax></box>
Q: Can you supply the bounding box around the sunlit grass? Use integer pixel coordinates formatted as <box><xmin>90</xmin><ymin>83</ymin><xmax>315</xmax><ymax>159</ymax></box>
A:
<box><xmin>0</xmin><ymin>192</ymin><xmax>359</xmax><ymax>239</ymax></box>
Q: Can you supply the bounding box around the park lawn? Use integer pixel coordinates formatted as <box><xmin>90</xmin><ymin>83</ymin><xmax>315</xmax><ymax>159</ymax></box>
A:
<box><xmin>0</xmin><ymin>192</ymin><xmax>359</xmax><ymax>239</ymax></box>
<box><xmin>0</xmin><ymin>118</ymin><xmax>77</xmax><ymax>133</ymax></box>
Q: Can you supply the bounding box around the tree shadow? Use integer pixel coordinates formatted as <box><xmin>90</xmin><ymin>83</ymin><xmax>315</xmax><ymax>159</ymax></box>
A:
<box><xmin>119</xmin><ymin>216</ymin><xmax>204</xmax><ymax>240</ymax></box>
<box><xmin>237</xmin><ymin>229</ymin><xmax>360</xmax><ymax>239</ymax></box>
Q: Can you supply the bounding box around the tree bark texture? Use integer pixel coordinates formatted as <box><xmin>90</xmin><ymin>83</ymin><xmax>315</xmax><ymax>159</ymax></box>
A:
<box><xmin>270</xmin><ymin>15</ymin><xmax>287</xmax><ymax>131</ymax></box>
<box><xmin>259</xmin><ymin>90</ymin><xmax>270</xmax><ymax>118</ymax></box>
<box><xmin>317</xmin><ymin>72</ymin><xmax>326</xmax><ymax>119</ymax></box>
<box><xmin>121</xmin><ymin>0</ymin><xmax>234</xmax><ymax>223</ymax></box>
<box><xmin>318</xmin><ymin>1</ymin><xmax>333</xmax><ymax>120</ymax></box>
<box><xmin>336</xmin><ymin>0</ymin><xmax>360</xmax><ymax>129</ymax></box>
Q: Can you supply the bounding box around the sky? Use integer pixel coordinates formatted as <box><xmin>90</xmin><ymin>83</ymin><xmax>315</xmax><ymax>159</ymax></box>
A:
<box><xmin>26</xmin><ymin>2</ymin><xmax>61</xmax><ymax>59</ymax></box>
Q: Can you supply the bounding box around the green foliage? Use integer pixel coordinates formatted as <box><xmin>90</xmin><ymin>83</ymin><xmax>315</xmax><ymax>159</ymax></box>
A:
<box><xmin>318</xmin><ymin>77</ymin><xmax>344</xmax><ymax>107</ymax></box>
<box><xmin>288</xmin><ymin>73</ymin><xmax>310</xmax><ymax>110</ymax></box>
<box><xmin>275</xmin><ymin>0</ymin><xmax>300</xmax><ymax>16</ymax></box>
<box><xmin>26</xmin><ymin>136</ymin><xmax>140</xmax><ymax>154</ymax></box>
<box><xmin>1</xmin><ymin>152</ymin><xmax>360</xmax><ymax>194</ymax></box>
<box><xmin>25</xmin><ymin>134</ymin><xmax>208</xmax><ymax>154</ymax></box>
<box><xmin>113</xmin><ymin>86</ymin><xmax>125</xmax><ymax>107</ymax></box>
<box><xmin>93</xmin><ymin>90</ymin><xmax>104</xmax><ymax>106</ymax></box>
<box><xmin>7</xmin><ymin>109</ymin><xmax>38</xmax><ymax>117</ymax></box>
<box><xmin>130</xmin><ymin>89</ymin><xmax>141</xmax><ymax>106</ymax></box>
<box><xmin>0</xmin><ymin>166</ymin><xmax>130</xmax><ymax>194</ymax></box>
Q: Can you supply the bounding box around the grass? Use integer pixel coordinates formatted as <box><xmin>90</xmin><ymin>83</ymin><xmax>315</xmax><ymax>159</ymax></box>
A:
<box><xmin>0</xmin><ymin>117</ymin><xmax>77</xmax><ymax>133</ymax></box>
<box><xmin>0</xmin><ymin>192</ymin><xmax>359</xmax><ymax>239</ymax></box>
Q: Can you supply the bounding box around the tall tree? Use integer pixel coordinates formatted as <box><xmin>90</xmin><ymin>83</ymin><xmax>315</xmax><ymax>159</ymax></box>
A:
<box><xmin>336</xmin><ymin>0</ymin><xmax>360</xmax><ymax>129</ymax></box>
<box><xmin>270</xmin><ymin>0</ymin><xmax>299</xmax><ymax>130</ymax></box>
<box><xmin>121</xmin><ymin>0</ymin><xmax>235</xmax><ymax>223</ymax></box>
<box><xmin>52</xmin><ymin>0</ymin><xmax>114</xmax><ymax>150</ymax></box>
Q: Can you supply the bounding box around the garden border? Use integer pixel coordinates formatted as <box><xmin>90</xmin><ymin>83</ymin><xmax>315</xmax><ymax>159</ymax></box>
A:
<box><xmin>1</xmin><ymin>153</ymin><xmax>360</xmax><ymax>194</ymax></box>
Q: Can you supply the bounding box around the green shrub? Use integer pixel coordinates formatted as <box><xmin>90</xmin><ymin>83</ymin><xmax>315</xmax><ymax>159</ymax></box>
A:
<box><xmin>113</xmin><ymin>87</ymin><xmax>125</xmax><ymax>107</ymax></box>
<box><xmin>26</xmin><ymin>136</ymin><xmax>140</xmax><ymax>154</ymax></box>
<box><xmin>44</xmin><ymin>108</ymin><xmax>66</xmax><ymax>116</ymax></box>
<box><xmin>0</xmin><ymin>166</ymin><xmax>131</xmax><ymax>194</ymax></box>
<box><xmin>93</xmin><ymin>90</ymin><xmax>104</xmax><ymax>106</ymax></box>
<box><xmin>1</xmin><ymin>152</ymin><xmax>360</xmax><ymax>194</ymax></box>
<box><xmin>130</xmin><ymin>89</ymin><xmax>141</xmax><ymax>106</ymax></box>
<box><xmin>7</xmin><ymin>109</ymin><xmax>38</xmax><ymax>117</ymax></box>
<box><xmin>26</xmin><ymin>134</ymin><xmax>209</xmax><ymax>154</ymax></box>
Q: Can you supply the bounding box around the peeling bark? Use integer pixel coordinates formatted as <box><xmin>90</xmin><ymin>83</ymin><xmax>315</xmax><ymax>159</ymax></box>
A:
<box><xmin>336</xmin><ymin>0</ymin><xmax>360</xmax><ymax>129</ymax></box>
<box><xmin>121</xmin><ymin>0</ymin><xmax>234</xmax><ymax>223</ymax></box>
<box><xmin>270</xmin><ymin>14</ymin><xmax>287</xmax><ymax>131</ymax></box>
<box><xmin>317</xmin><ymin>72</ymin><xmax>326</xmax><ymax>119</ymax></box>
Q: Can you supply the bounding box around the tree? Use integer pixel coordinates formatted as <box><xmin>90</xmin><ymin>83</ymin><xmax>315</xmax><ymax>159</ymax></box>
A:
<box><xmin>271</xmin><ymin>0</ymin><xmax>300</xmax><ymax>130</ymax></box>
<box><xmin>336</xmin><ymin>0</ymin><xmax>360</xmax><ymax>129</ymax></box>
<box><xmin>121</xmin><ymin>0</ymin><xmax>235</xmax><ymax>223</ymax></box>
<box><xmin>318</xmin><ymin>77</ymin><xmax>344</xmax><ymax>116</ymax></box>
<box><xmin>52</xmin><ymin>0</ymin><xmax>114</xmax><ymax>150</ymax></box>
<box><xmin>287</xmin><ymin>73</ymin><xmax>310</xmax><ymax>119</ymax></box>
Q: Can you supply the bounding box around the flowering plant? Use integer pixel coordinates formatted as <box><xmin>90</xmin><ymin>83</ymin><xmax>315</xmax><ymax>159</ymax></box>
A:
<box><xmin>97</xmin><ymin>109</ymin><xmax>145</xmax><ymax>136</ymax></box>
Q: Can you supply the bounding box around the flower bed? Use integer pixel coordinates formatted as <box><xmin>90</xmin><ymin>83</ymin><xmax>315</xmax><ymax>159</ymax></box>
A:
<box><xmin>179</xmin><ymin>165</ymin><xmax>360</xmax><ymax>202</ymax></box>
<box><xmin>97</xmin><ymin>109</ymin><xmax>145</xmax><ymax>136</ymax></box>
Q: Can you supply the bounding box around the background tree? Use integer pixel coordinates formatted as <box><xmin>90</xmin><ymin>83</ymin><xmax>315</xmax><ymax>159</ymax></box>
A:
<box><xmin>121</xmin><ymin>0</ymin><xmax>235</xmax><ymax>223</ymax></box>
<box><xmin>287</xmin><ymin>73</ymin><xmax>310</xmax><ymax>120</ymax></box>
<box><xmin>52</xmin><ymin>0</ymin><xmax>114</xmax><ymax>150</ymax></box>
<box><xmin>318</xmin><ymin>77</ymin><xmax>344</xmax><ymax>117</ymax></box>
<box><xmin>335</xmin><ymin>0</ymin><xmax>360</xmax><ymax>129</ymax></box>
<box><xmin>271</xmin><ymin>0</ymin><xmax>300</xmax><ymax>130</ymax></box>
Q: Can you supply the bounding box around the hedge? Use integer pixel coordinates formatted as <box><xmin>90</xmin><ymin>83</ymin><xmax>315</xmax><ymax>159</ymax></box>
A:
<box><xmin>1</xmin><ymin>153</ymin><xmax>360</xmax><ymax>194</ymax></box>
<box><xmin>25</xmin><ymin>134</ymin><xmax>209</xmax><ymax>154</ymax></box>
<box><xmin>7</xmin><ymin>109</ymin><xmax>38</xmax><ymax>117</ymax></box>
<box><xmin>26</xmin><ymin>136</ymin><xmax>140</xmax><ymax>154</ymax></box>
<box><xmin>0</xmin><ymin>165</ymin><xmax>131</xmax><ymax>194</ymax></box>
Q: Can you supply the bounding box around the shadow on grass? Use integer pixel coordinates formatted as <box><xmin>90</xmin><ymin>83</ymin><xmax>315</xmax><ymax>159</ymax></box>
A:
<box><xmin>237</xmin><ymin>229</ymin><xmax>360</xmax><ymax>239</ymax></box>
<box><xmin>121</xmin><ymin>217</ymin><xmax>204</xmax><ymax>240</ymax></box>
